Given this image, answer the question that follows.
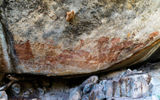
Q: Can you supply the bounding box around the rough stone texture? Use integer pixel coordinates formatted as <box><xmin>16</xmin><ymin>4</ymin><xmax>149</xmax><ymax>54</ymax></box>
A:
<box><xmin>5</xmin><ymin>63</ymin><xmax>160</xmax><ymax>99</ymax></box>
<box><xmin>68</xmin><ymin>69</ymin><xmax>157</xmax><ymax>100</ymax></box>
<box><xmin>0</xmin><ymin>22</ymin><xmax>11</xmax><ymax>73</ymax></box>
<box><xmin>0</xmin><ymin>91</ymin><xmax>8</xmax><ymax>100</ymax></box>
<box><xmin>1</xmin><ymin>0</ymin><xmax>160</xmax><ymax>75</ymax></box>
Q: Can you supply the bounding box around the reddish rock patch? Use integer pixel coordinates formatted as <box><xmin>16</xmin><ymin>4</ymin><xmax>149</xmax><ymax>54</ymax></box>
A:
<box><xmin>149</xmin><ymin>32</ymin><xmax>159</xmax><ymax>39</ymax></box>
<box><xmin>14</xmin><ymin>35</ymin><xmax>149</xmax><ymax>75</ymax></box>
<box><xmin>15</xmin><ymin>41</ymin><xmax>34</xmax><ymax>60</ymax></box>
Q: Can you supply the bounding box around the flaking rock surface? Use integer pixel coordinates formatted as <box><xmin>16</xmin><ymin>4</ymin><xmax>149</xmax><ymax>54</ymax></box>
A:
<box><xmin>1</xmin><ymin>0</ymin><xmax>160</xmax><ymax>76</ymax></box>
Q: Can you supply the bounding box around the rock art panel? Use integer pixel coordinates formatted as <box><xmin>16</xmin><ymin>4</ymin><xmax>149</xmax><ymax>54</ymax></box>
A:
<box><xmin>0</xmin><ymin>0</ymin><xmax>160</xmax><ymax>75</ymax></box>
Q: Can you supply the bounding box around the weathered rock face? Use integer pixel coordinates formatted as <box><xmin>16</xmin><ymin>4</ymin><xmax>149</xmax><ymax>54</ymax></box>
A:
<box><xmin>68</xmin><ymin>69</ymin><xmax>156</xmax><ymax>100</ymax></box>
<box><xmin>5</xmin><ymin>63</ymin><xmax>160</xmax><ymax>99</ymax></box>
<box><xmin>0</xmin><ymin>22</ymin><xmax>11</xmax><ymax>73</ymax></box>
<box><xmin>1</xmin><ymin>0</ymin><xmax>160</xmax><ymax>76</ymax></box>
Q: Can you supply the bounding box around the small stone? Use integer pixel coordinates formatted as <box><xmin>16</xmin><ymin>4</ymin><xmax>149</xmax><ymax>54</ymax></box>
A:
<box><xmin>82</xmin><ymin>95</ymin><xmax>89</xmax><ymax>100</ymax></box>
<box><xmin>82</xmin><ymin>83</ymin><xmax>93</xmax><ymax>94</ymax></box>
<box><xmin>23</xmin><ymin>90</ymin><xmax>30</xmax><ymax>98</ymax></box>
<box><xmin>105</xmin><ymin>80</ymin><xmax>113</xmax><ymax>98</ymax></box>
<box><xmin>32</xmin><ymin>98</ymin><xmax>38</xmax><ymax>100</ymax></box>
<box><xmin>0</xmin><ymin>91</ymin><xmax>8</xmax><ymax>100</ymax></box>
<box><xmin>69</xmin><ymin>87</ymin><xmax>81</xmax><ymax>100</ymax></box>
<box><xmin>11</xmin><ymin>83</ymin><xmax>21</xmax><ymax>95</ymax></box>
<box><xmin>66</xmin><ymin>10</ymin><xmax>75</xmax><ymax>22</ymax></box>
<box><xmin>0</xmin><ymin>0</ymin><xmax>3</xmax><ymax>6</ymax></box>
<box><xmin>81</xmin><ymin>76</ymin><xmax>98</xmax><ymax>88</ymax></box>
<box><xmin>113</xmin><ymin>81</ymin><xmax>121</xmax><ymax>97</ymax></box>
<box><xmin>89</xmin><ymin>84</ymin><xmax>105</xmax><ymax>100</ymax></box>
<box><xmin>28</xmin><ymin>88</ymin><xmax>34</xmax><ymax>94</ymax></box>
<box><xmin>37</xmin><ymin>88</ymin><xmax>45</xmax><ymax>96</ymax></box>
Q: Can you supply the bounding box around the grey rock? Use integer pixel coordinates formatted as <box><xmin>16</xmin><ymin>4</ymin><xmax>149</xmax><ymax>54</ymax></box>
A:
<box><xmin>89</xmin><ymin>84</ymin><xmax>105</xmax><ymax>100</ymax></box>
<box><xmin>82</xmin><ymin>83</ymin><xmax>93</xmax><ymax>94</ymax></box>
<box><xmin>82</xmin><ymin>95</ymin><xmax>89</xmax><ymax>100</ymax></box>
<box><xmin>23</xmin><ymin>90</ymin><xmax>30</xmax><ymax>98</ymax></box>
<box><xmin>70</xmin><ymin>69</ymin><xmax>153</xmax><ymax>100</ymax></box>
<box><xmin>69</xmin><ymin>87</ymin><xmax>81</xmax><ymax>100</ymax></box>
<box><xmin>0</xmin><ymin>0</ymin><xmax>3</xmax><ymax>6</ymax></box>
<box><xmin>105</xmin><ymin>80</ymin><xmax>113</xmax><ymax>98</ymax></box>
<box><xmin>0</xmin><ymin>91</ymin><xmax>8</xmax><ymax>100</ymax></box>
<box><xmin>80</xmin><ymin>76</ymin><xmax>98</xmax><ymax>88</ymax></box>
<box><xmin>11</xmin><ymin>83</ymin><xmax>21</xmax><ymax>95</ymax></box>
<box><xmin>37</xmin><ymin>88</ymin><xmax>45</xmax><ymax>96</ymax></box>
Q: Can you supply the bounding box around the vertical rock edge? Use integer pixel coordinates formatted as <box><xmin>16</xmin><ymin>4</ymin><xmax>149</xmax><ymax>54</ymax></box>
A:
<box><xmin>0</xmin><ymin>22</ymin><xmax>12</xmax><ymax>72</ymax></box>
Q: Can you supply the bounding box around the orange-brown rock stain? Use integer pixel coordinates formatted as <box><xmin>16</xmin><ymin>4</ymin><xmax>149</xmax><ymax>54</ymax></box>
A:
<box><xmin>15</xmin><ymin>40</ymin><xmax>34</xmax><ymax>60</ymax></box>
<box><xmin>0</xmin><ymin>45</ymin><xmax>9</xmax><ymax>72</ymax></box>
<box><xmin>149</xmin><ymin>32</ymin><xmax>159</xmax><ymax>39</ymax></box>
<box><xmin>66</xmin><ymin>10</ymin><xmax>75</xmax><ymax>22</ymax></box>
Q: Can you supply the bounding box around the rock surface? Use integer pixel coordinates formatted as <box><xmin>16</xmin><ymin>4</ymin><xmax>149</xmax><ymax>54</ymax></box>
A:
<box><xmin>68</xmin><ymin>69</ymin><xmax>159</xmax><ymax>100</ymax></box>
<box><xmin>1</xmin><ymin>0</ymin><xmax>160</xmax><ymax>76</ymax></box>
<box><xmin>0</xmin><ymin>22</ymin><xmax>11</xmax><ymax>73</ymax></box>
<box><xmin>0</xmin><ymin>91</ymin><xmax>8</xmax><ymax>100</ymax></box>
<box><xmin>4</xmin><ymin>62</ymin><xmax>160</xmax><ymax>99</ymax></box>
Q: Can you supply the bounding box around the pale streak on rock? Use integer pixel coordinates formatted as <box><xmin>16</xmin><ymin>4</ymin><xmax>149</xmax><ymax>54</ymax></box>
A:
<box><xmin>69</xmin><ymin>87</ymin><xmax>81</xmax><ymax>100</ymax></box>
<box><xmin>81</xmin><ymin>76</ymin><xmax>98</xmax><ymax>88</ymax></box>
<box><xmin>0</xmin><ymin>23</ymin><xmax>12</xmax><ymax>72</ymax></box>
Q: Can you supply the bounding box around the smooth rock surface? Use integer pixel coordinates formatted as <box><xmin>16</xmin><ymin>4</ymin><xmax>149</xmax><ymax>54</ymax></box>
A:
<box><xmin>1</xmin><ymin>0</ymin><xmax>160</xmax><ymax>76</ymax></box>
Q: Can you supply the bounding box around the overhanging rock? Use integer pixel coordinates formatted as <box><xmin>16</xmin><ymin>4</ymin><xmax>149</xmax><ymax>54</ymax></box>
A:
<box><xmin>0</xmin><ymin>0</ymin><xmax>160</xmax><ymax>76</ymax></box>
